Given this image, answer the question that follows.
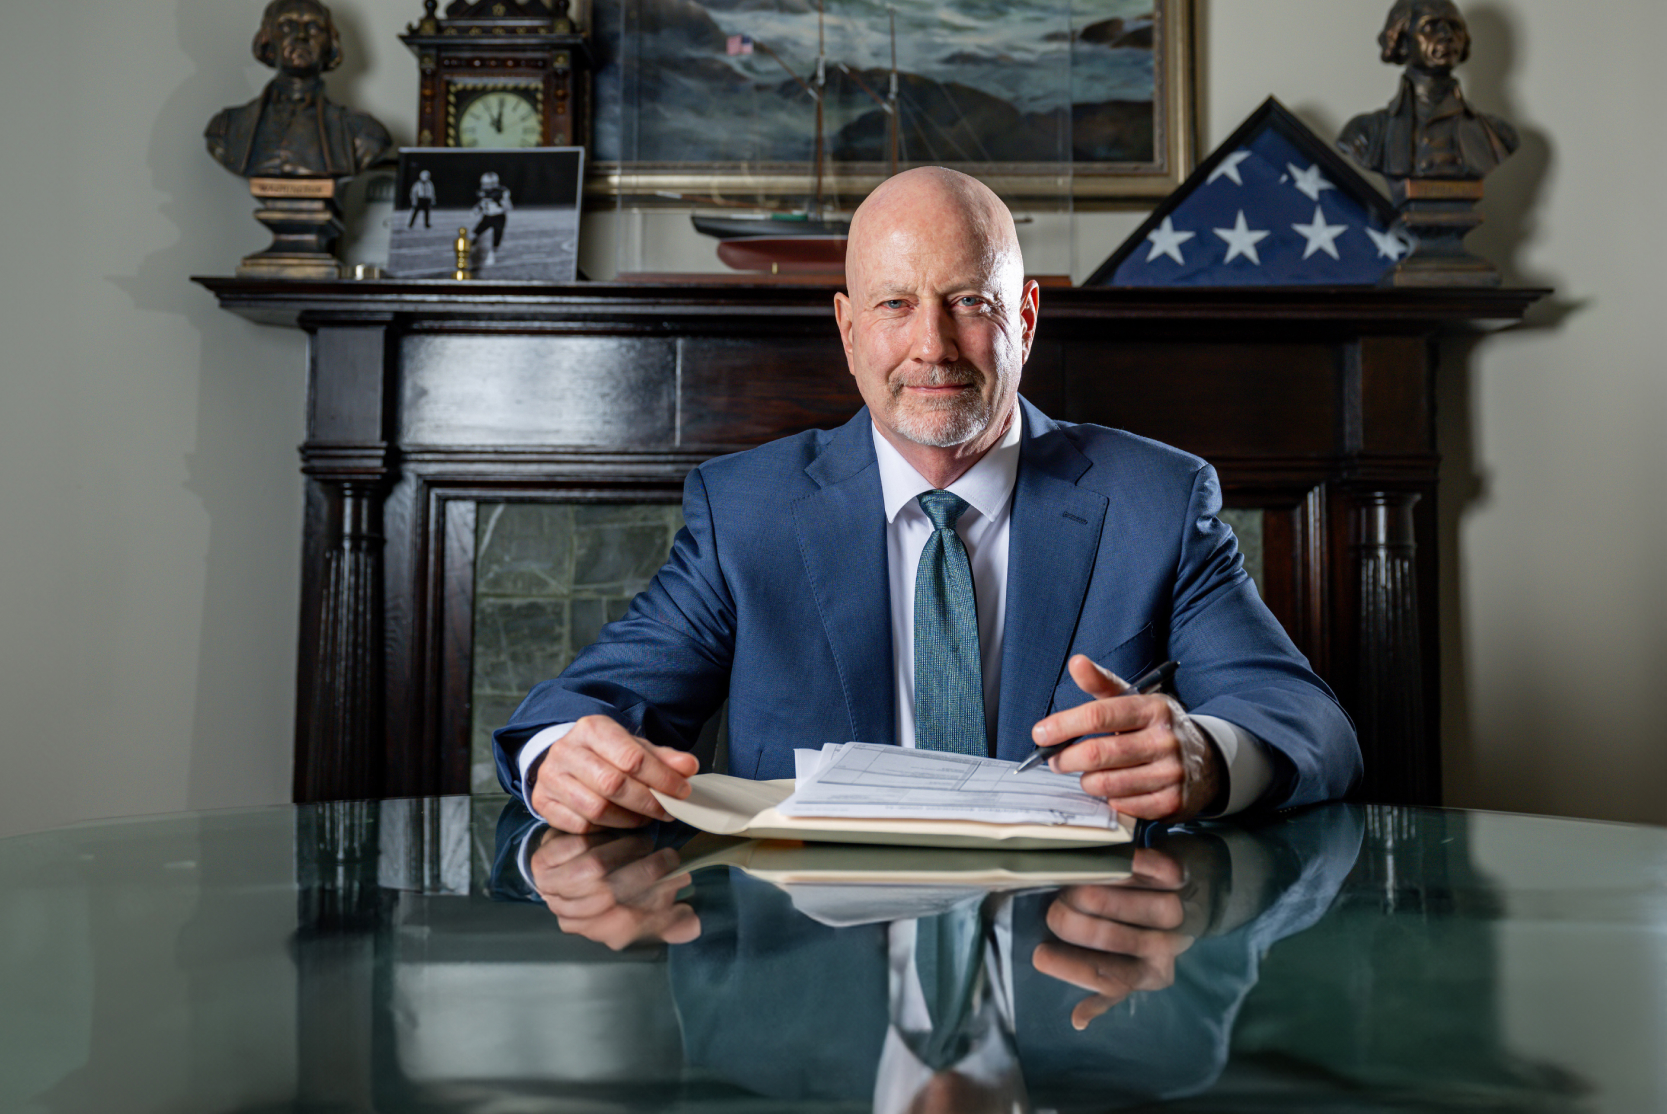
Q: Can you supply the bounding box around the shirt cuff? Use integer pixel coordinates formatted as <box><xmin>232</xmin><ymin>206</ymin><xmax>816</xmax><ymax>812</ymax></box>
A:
<box><xmin>518</xmin><ymin>722</ymin><xmax>577</xmax><ymax>812</ymax></box>
<box><xmin>1190</xmin><ymin>714</ymin><xmax>1274</xmax><ymax>817</ymax></box>
<box><xmin>516</xmin><ymin>820</ymin><xmax>549</xmax><ymax>892</ymax></box>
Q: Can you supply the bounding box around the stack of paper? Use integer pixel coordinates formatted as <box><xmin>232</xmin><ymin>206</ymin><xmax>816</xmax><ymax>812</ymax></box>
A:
<box><xmin>651</xmin><ymin>742</ymin><xmax>1128</xmax><ymax>850</ymax></box>
<box><xmin>783</xmin><ymin>743</ymin><xmax>1120</xmax><ymax>829</ymax></box>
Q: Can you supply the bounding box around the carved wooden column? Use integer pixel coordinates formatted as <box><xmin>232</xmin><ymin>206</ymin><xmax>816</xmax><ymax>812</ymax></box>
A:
<box><xmin>1352</xmin><ymin>490</ymin><xmax>1431</xmax><ymax>803</ymax></box>
<box><xmin>295</xmin><ymin>317</ymin><xmax>396</xmax><ymax>801</ymax></box>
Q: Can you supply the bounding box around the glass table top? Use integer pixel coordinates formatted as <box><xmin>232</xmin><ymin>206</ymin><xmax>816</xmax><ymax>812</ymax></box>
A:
<box><xmin>1</xmin><ymin>798</ymin><xmax>1663</xmax><ymax>1113</ymax></box>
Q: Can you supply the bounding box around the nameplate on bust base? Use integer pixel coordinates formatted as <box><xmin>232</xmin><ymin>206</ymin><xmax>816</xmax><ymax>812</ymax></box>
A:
<box><xmin>248</xmin><ymin>177</ymin><xmax>342</xmax><ymax>200</ymax></box>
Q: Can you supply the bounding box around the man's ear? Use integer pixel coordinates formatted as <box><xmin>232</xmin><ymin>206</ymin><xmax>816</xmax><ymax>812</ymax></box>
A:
<box><xmin>1018</xmin><ymin>278</ymin><xmax>1041</xmax><ymax>360</ymax></box>
<box><xmin>832</xmin><ymin>291</ymin><xmax>857</xmax><ymax>365</ymax></box>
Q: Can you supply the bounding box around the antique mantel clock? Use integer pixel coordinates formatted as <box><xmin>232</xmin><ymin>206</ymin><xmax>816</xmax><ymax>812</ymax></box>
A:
<box><xmin>400</xmin><ymin>0</ymin><xmax>591</xmax><ymax>148</ymax></box>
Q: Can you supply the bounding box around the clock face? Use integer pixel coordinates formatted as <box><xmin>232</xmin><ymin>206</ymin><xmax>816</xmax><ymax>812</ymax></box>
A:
<box><xmin>455</xmin><ymin>89</ymin><xmax>543</xmax><ymax>148</ymax></box>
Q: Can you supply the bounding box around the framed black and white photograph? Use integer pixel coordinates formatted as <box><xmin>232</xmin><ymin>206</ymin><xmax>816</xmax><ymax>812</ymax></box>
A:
<box><xmin>388</xmin><ymin>148</ymin><xmax>584</xmax><ymax>281</ymax></box>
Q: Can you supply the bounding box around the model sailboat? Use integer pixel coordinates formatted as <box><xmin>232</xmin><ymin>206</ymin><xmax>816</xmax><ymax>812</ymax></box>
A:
<box><xmin>690</xmin><ymin>3</ymin><xmax>901</xmax><ymax>274</ymax></box>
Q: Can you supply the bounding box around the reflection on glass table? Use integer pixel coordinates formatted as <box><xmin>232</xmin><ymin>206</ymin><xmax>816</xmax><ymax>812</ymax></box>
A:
<box><xmin>1</xmin><ymin>797</ymin><xmax>1663</xmax><ymax>1112</ymax></box>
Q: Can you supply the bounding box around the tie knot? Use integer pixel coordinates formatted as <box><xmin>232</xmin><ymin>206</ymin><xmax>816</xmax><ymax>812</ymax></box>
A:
<box><xmin>917</xmin><ymin>490</ymin><xmax>970</xmax><ymax>532</ymax></box>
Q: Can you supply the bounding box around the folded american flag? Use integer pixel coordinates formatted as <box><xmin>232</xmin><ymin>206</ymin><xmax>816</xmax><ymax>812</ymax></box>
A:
<box><xmin>1089</xmin><ymin>97</ymin><xmax>1409</xmax><ymax>287</ymax></box>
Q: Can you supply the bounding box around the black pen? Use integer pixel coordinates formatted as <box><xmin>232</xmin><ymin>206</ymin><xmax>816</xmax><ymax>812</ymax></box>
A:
<box><xmin>1012</xmin><ymin>660</ymin><xmax>1179</xmax><ymax>774</ymax></box>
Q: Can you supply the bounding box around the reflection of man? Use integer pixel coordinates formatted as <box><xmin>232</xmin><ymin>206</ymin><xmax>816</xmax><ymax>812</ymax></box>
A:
<box><xmin>471</xmin><ymin>171</ymin><xmax>512</xmax><ymax>266</ymax></box>
<box><xmin>496</xmin><ymin>167</ymin><xmax>1360</xmax><ymax>831</ymax></box>
<box><xmin>492</xmin><ymin>802</ymin><xmax>1365</xmax><ymax>1108</ymax></box>
<box><xmin>203</xmin><ymin>0</ymin><xmax>392</xmax><ymax>178</ymax></box>
<box><xmin>407</xmin><ymin>169</ymin><xmax>435</xmax><ymax>228</ymax></box>
<box><xmin>1338</xmin><ymin>0</ymin><xmax>1518</xmax><ymax>180</ymax></box>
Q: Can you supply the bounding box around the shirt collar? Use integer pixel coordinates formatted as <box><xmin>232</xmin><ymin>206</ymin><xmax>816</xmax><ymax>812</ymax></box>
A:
<box><xmin>872</xmin><ymin>407</ymin><xmax>1023</xmax><ymax>525</ymax></box>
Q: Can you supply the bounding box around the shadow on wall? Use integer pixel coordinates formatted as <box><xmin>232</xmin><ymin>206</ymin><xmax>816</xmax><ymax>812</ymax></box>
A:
<box><xmin>1460</xmin><ymin>4</ymin><xmax>1562</xmax><ymax>302</ymax></box>
<box><xmin>1434</xmin><ymin>5</ymin><xmax>1636</xmax><ymax>818</ymax></box>
<box><xmin>104</xmin><ymin>0</ymin><xmax>338</xmax><ymax>817</ymax></box>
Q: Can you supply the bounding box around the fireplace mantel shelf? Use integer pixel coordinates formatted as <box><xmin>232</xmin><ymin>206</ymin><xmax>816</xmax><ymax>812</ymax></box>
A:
<box><xmin>201</xmin><ymin>276</ymin><xmax>1546</xmax><ymax>329</ymax></box>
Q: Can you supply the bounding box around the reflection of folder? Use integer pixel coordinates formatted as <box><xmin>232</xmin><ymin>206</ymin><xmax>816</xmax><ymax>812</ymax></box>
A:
<box><xmin>676</xmin><ymin>834</ymin><xmax>1136</xmax><ymax>925</ymax></box>
<box><xmin>652</xmin><ymin>774</ymin><xmax>1132</xmax><ymax>851</ymax></box>
<box><xmin>678</xmin><ymin>834</ymin><xmax>1135</xmax><ymax>888</ymax></box>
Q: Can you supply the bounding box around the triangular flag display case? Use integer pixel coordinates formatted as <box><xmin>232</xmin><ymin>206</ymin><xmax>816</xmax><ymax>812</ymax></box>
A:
<box><xmin>1089</xmin><ymin>98</ymin><xmax>1407</xmax><ymax>287</ymax></box>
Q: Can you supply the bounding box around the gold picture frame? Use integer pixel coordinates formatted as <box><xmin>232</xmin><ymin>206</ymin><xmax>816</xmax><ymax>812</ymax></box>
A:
<box><xmin>588</xmin><ymin>0</ymin><xmax>1196</xmax><ymax>205</ymax></box>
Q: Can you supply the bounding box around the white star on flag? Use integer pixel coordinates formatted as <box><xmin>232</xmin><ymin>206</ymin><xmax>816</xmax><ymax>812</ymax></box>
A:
<box><xmin>1144</xmin><ymin>216</ymin><xmax>1196</xmax><ymax>264</ymax></box>
<box><xmin>1287</xmin><ymin>163</ymin><xmax>1336</xmax><ymax>202</ymax></box>
<box><xmin>1365</xmin><ymin>225</ymin><xmax>1411</xmax><ymax>261</ymax></box>
<box><xmin>1292</xmin><ymin>206</ymin><xmax>1348</xmax><ymax>260</ymax></box>
<box><xmin>1207</xmin><ymin>150</ymin><xmax>1253</xmax><ymax>187</ymax></box>
<box><xmin>1213</xmin><ymin>210</ymin><xmax>1270</xmax><ymax>265</ymax></box>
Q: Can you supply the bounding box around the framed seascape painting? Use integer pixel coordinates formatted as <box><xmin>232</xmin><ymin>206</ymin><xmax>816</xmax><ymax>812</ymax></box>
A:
<box><xmin>588</xmin><ymin>0</ymin><xmax>1197</xmax><ymax>205</ymax></box>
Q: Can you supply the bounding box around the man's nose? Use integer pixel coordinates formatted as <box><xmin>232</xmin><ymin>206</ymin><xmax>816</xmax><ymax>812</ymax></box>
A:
<box><xmin>911</xmin><ymin>301</ymin><xmax>959</xmax><ymax>364</ymax></box>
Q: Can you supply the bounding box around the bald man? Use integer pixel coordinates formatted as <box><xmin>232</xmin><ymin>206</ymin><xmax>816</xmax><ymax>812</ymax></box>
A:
<box><xmin>495</xmin><ymin>168</ymin><xmax>1360</xmax><ymax>832</ymax></box>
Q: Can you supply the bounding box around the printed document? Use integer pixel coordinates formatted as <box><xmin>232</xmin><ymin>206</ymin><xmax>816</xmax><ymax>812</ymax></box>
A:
<box><xmin>778</xmin><ymin>742</ymin><xmax>1119</xmax><ymax>830</ymax></box>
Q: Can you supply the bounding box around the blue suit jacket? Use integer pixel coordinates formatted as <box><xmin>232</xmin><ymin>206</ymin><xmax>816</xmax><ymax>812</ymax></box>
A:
<box><xmin>495</xmin><ymin>398</ymin><xmax>1360</xmax><ymax>808</ymax></box>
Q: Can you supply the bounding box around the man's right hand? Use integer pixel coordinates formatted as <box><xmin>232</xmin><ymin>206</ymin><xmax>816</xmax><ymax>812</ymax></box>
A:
<box><xmin>1031</xmin><ymin>848</ymin><xmax>1198</xmax><ymax>1030</ymax></box>
<box><xmin>529</xmin><ymin>714</ymin><xmax>698</xmax><ymax>834</ymax></box>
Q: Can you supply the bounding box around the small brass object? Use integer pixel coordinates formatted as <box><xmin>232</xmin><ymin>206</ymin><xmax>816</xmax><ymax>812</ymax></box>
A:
<box><xmin>454</xmin><ymin>227</ymin><xmax>472</xmax><ymax>280</ymax></box>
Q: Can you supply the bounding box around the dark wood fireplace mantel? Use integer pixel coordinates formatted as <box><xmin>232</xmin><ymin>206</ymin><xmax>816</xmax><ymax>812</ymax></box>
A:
<box><xmin>198</xmin><ymin>276</ymin><xmax>1544</xmax><ymax>807</ymax></box>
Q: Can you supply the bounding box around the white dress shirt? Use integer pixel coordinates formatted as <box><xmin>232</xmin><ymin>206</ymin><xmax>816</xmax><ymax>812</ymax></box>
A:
<box><xmin>519</xmin><ymin>415</ymin><xmax>1272</xmax><ymax>815</ymax></box>
<box><xmin>870</xmin><ymin>418</ymin><xmax>1271</xmax><ymax>816</ymax></box>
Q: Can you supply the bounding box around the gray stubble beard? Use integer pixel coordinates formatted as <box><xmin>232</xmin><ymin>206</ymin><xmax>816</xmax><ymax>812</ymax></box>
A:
<box><xmin>884</xmin><ymin>365</ymin><xmax>994</xmax><ymax>449</ymax></box>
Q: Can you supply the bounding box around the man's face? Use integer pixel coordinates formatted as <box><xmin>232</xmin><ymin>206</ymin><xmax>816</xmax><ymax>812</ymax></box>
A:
<box><xmin>1410</xmin><ymin>8</ymin><xmax>1467</xmax><ymax>72</ymax></box>
<box><xmin>834</xmin><ymin>200</ymin><xmax>1036</xmax><ymax>451</ymax></box>
<box><xmin>270</xmin><ymin>1</ymin><xmax>331</xmax><ymax>75</ymax></box>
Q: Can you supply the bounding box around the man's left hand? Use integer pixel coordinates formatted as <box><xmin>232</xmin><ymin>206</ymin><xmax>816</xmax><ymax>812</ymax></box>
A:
<box><xmin>1030</xmin><ymin>655</ymin><xmax>1223</xmax><ymax>821</ymax></box>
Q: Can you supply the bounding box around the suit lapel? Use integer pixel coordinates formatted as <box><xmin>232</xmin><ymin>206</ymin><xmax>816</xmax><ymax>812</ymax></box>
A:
<box><xmin>994</xmin><ymin>399</ymin><xmax>1109</xmax><ymax>760</ymax></box>
<box><xmin>792</xmin><ymin>410</ymin><xmax>897</xmax><ymax>746</ymax></box>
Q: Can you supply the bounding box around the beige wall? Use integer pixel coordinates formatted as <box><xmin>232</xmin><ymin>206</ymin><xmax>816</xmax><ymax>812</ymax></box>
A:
<box><xmin>0</xmin><ymin>0</ymin><xmax>1659</xmax><ymax>838</ymax></box>
<box><xmin>1206</xmin><ymin>1</ymin><xmax>1667</xmax><ymax>826</ymax></box>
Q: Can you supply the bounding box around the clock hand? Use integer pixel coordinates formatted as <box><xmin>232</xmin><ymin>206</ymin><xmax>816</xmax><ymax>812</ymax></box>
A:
<box><xmin>492</xmin><ymin>101</ymin><xmax>505</xmax><ymax>132</ymax></box>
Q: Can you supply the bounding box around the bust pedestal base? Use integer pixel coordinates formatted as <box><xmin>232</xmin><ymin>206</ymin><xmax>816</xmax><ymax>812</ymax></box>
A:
<box><xmin>239</xmin><ymin>177</ymin><xmax>345</xmax><ymax>280</ymax></box>
<box><xmin>1383</xmin><ymin>178</ymin><xmax>1498</xmax><ymax>288</ymax></box>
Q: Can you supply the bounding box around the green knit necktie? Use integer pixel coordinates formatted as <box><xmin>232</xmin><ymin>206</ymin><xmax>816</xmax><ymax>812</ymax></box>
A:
<box><xmin>913</xmin><ymin>490</ymin><xmax>986</xmax><ymax>755</ymax></box>
<box><xmin>912</xmin><ymin>899</ymin><xmax>988</xmax><ymax>1069</ymax></box>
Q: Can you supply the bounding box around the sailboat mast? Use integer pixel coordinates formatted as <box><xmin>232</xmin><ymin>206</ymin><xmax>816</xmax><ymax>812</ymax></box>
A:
<box><xmin>812</xmin><ymin>0</ymin><xmax>826</xmax><ymax>217</ymax></box>
<box><xmin>888</xmin><ymin>6</ymin><xmax>898</xmax><ymax>177</ymax></box>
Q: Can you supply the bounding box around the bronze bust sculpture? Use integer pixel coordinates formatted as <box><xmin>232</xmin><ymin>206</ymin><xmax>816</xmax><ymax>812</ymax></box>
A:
<box><xmin>205</xmin><ymin>0</ymin><xmax>392</xmax><ymax>178</ymax></box>
<box><xmin>1338</xmin><ymin>0</ymin><xmax>1518</xmax><ymax>180</ymax></box>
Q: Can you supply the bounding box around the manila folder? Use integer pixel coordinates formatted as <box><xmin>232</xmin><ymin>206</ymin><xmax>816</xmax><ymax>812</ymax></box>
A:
<box><xmin>652</xmin><ymin>774</ymin><xmax>1131</xmax><ymax>850</ymax></box>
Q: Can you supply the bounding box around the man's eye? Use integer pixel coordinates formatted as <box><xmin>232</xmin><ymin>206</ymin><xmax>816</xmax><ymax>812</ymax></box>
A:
<box><xmin>956</xmin><ymin>296</ymin><xmax>986</xmax><ymax>308</ymax></box>
<box><xmin>880</xmin><ymin>299</ymin><xmax>907</xmax><ymax>309</ymax></box>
